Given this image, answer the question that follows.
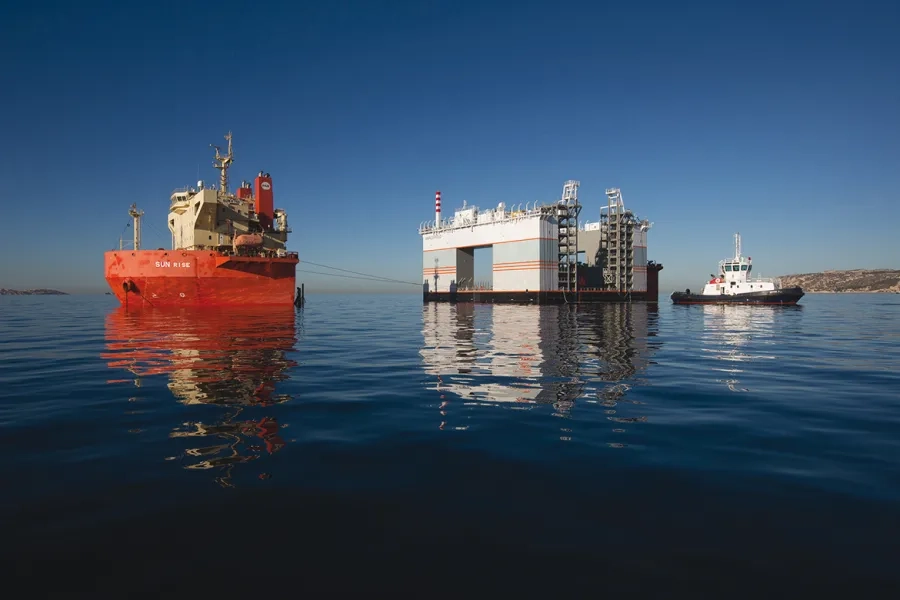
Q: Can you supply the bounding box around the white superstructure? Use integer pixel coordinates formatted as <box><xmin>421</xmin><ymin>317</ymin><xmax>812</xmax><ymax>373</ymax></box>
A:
<box><xmin>166</xmin><ymin>132</ymin><xmax>291</xmax><ymax>254</ymax></box>
<box><xmin>419</xmin><ymin>194</ymin><xmax>560</xmax><ymax>293</ymax></box>
<box><xmin>701</xmin><ymin>233</ymin><xmax>779</xmax><ymax>296</ymax></box>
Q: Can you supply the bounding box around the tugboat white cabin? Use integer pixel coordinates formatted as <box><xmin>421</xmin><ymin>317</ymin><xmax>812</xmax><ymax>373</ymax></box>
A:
<box><xmin>702</xmin><ymin>233</ymin><xmax>775</xmax><ymax>296</ymax></box>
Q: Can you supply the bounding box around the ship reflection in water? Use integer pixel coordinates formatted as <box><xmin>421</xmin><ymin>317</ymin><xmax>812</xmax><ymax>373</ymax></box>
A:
<box><xmin>420</xmin><ymin>302</ymin><xmax>662</xmax><ymax>440</ymax></box>
<box><xmin>701</xmin><ymin>304</ymin><xmax>784</xmax><ymax>392</ymax></box>
<box><xmin>103</xmin><ymin>306</ymin><xmax>298</xmax><ymax>486</ymax></box>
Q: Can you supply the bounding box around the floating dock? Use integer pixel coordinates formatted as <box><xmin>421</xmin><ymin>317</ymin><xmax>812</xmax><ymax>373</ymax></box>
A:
<box><xmin>419</xmin><ymin>181</ymin><xmax>662</xmax><ymax>304</ymax></box>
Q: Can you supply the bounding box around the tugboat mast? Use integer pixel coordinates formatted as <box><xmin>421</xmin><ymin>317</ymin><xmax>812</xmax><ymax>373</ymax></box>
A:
<box><xmin>211</xmin><ymin>131</ymin><xmax>234</xmax><ymax>195</ymax></box>
<box><xmin>734</xmin><ymin>232</ymin><xmax>742</xmax><ymax>260</ymax></box>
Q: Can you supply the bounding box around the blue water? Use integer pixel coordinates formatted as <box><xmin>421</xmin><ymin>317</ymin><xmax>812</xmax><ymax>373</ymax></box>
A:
<box><xmin>1</xmin><ymin>293</ymin><xmax>899</xmax><ymax>596</ymax></box>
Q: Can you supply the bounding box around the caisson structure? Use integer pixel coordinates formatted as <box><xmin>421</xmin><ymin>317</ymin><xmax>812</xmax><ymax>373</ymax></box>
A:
<box><xmin>420</xmin><ymin>181</ymin><xmax>662</xmax><ymax>303</ymax></box>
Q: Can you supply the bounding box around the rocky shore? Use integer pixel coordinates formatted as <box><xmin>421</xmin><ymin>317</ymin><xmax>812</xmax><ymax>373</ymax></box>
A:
<box><xmin>779</xmin><ymin>269</ymin><xmax>900</xmax><ymax>293</ymax></box>
<box><xmin>0</xmin><ymin>288</ymin><xmax>69</xmax><ymax>295</ymax></box>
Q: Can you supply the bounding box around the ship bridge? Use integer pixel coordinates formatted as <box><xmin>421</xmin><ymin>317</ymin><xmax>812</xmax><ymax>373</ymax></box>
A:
<box><xmin>166</xmin><ymin>133</ymin><xmax>292</xmax><ymax>255</ymax></box>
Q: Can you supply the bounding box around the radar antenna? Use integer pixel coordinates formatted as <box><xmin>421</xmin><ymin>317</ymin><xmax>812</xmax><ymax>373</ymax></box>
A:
<box><xmin>211</xmin><ymin>131</ymin><xmax>234</xmax><ymax>195</ymax></box>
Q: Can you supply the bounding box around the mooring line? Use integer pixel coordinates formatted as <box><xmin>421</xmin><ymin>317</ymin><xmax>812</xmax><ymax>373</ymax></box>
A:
<box><xmin>298</xmin><ymin>261</ymin><xmax>420</xmax><ymax>286</ymax></box>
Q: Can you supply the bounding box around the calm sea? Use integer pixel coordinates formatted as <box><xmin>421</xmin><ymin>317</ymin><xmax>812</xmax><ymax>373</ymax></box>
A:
<box><xmin>1</xmin><ymin>293</ymin><xmax>899</xmax><ymax>596</ymax></box>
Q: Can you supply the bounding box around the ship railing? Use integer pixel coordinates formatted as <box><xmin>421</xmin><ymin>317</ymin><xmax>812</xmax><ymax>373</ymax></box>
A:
<box><xmin>418</xmin><ymin>203</ymin><xmax>554</xmax><ymax>234</ymax></box>
<box><xmin>182</xmin><ymin>246</ymin><xmax>299</xmax><ymax>259</ymax></box>
<box><xmin>170</xmin><ymin>186</ymin><xmax>198</xmax><ymax>197</ymax></box>
<box><xmin>749</xmin><ymin>275</ymin><xmax>780</xmax><ymax>287</ymax></box>
<box><xmin>455</xmin><ymin>280</ymin><xmax>493</xmax><ymax>291</ymax></box>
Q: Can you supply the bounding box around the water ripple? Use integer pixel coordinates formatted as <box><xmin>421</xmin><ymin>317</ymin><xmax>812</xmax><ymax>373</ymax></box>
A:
<box><xmin>1</xmin><ymin>293</ymin><xmax>898</xmax><ymax>498</ymax></box>
<box><xmin>1</xmin><ymin>292</ymin><xmax>899</xmax><ymax>590</ymax></box>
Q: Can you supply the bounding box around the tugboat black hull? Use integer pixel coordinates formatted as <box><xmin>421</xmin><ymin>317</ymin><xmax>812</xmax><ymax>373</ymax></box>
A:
<box><xmin>671</xmin><ymin>287</ymin><xmax>804</xmax><ymax>305</ymax></box>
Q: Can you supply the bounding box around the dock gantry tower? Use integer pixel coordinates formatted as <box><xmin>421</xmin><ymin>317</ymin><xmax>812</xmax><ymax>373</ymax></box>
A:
<box><xmin>601</xmin><ymin>188</ymin><xmax>630</xmax><ymax>291</ymax></box>
<box><xmin>557</xmin><ymin>180</ymin><xmax>581</xmax><ymax>292</ymax></box>
<box><xmin>211</xmin><ymin>131</ymin><xmax>234</xmax><ymax>195</ymax></box>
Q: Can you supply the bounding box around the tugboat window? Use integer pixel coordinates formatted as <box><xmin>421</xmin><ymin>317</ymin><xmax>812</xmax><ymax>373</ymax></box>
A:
<box><xmin>741</xmin><ymin>265</ymin><xmax>748</xmax><ymax>271</ymax></box>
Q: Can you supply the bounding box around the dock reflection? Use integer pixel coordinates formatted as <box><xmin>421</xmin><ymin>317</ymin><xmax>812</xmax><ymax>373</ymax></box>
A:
<box><xmin>420</xmin><ymin>302</ymin><xmax>661</xmax><ymax>436</ymax></box>
<box><xmin>103</xmin><ymin>306</ymin><xmax>298</xmax><ymax>487</ymax></box>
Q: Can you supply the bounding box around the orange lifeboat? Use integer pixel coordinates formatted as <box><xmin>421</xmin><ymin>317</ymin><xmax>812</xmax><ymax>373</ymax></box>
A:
<box><xmin>234</xmin><ymin>234</ymin><xmax>263</xmax><ymax>247</ymax></box>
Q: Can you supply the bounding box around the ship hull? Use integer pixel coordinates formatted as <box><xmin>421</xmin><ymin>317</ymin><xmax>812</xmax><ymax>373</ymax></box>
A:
<box><xmin>670</xmin><ymin>287</ymin><xmax>804</xmax><ymax>305</ymax></box>
<box><xmin>104</xmin><ymin>250</ymin><xmax>299</xmax><ymax>307</ymax></box>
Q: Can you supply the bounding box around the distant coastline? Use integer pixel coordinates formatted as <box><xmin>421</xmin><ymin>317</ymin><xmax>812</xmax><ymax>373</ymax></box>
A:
<box><xmin>0</xmin><ymin>288</ymin><xmax>68</xmax><ymax>296</ymax></box>
<box><xmin>779</xmin><ymin>269</ymin><xmax>900</xmax><ymax>293</ymax></box>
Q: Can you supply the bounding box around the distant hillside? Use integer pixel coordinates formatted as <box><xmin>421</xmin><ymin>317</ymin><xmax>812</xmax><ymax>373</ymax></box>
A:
<box><xmin>779</xmin><ymin>269</ymin><xmax>900</xmax><ymax>293</ymax></box>
<box><xmin>0</xmin><ymin>288</ymin><xmax>68</xmax><ymax>296</ymax></box>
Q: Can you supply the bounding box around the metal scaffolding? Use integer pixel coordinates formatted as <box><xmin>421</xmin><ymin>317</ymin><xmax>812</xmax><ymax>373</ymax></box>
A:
<box><xmin>600</xmin><ymin>188</ymin><xmax>637</xmax><ymax>292</ymax></box>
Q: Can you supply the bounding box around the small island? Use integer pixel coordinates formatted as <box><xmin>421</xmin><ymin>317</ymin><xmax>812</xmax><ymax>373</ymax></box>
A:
<box><xmin>779</xmin><ymin>269</ymin><xmax>900</xmax><ymax>293</ymax></box>
<box><xmin>0</xmin><ymin>288</ymin><xmax>69</xmax><ymax>296</ymax></box>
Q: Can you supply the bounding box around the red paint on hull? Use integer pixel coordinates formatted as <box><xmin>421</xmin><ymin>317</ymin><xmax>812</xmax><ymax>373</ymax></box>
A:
<box><xmin>104</xmin><ymin>250</ymin><xmax>299</xmax><ymax>307</ymax></box>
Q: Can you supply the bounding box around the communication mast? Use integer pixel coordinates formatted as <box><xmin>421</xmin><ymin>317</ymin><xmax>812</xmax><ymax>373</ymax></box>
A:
<box><xmin>211</xmin><ymin>131</ymin><xmax>234</xmax><ymax>196</ymax></box>
<box><xmin>433</xmin><ymin>257</ymin><xmax>439</xmax><ymax>291</ymax></box>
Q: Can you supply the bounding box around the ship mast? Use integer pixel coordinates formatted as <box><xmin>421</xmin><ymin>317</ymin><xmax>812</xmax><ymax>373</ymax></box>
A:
<box><xmin>211</xmin><ymin>131</ymin><xmax>234</xmax><ymax>195</ymax></box>
<box><xmin>129</xmin><ymin>203</ymin><xmax>144</xmax><ymax>251</ymax></box>
<box><xmin>734</xmin><ymin>232</ymin><xmax>742</xmax><ymax>260</ymax></box>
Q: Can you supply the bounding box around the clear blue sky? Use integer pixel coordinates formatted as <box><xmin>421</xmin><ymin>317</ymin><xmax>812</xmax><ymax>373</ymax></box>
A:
<box><xmin>1</xmin><ymin>0</ymin><xmax>897</xmax><ymax>293</ymax></box>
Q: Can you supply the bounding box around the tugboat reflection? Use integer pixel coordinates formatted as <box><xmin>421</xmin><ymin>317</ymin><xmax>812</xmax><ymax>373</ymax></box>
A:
<box><xmin>701</xmin><ymin>304</ymin><xmax>779</xmax><ymax>392</ymax></box>
<box><xmin>420</xmin><ymin>303</ymin><xmax>661</xmax><ymax>436</ymax></box>
<box><xmin>103</xmin><ymin>306</ymin><xmax>298</xmax><ymax>487</ymax></box>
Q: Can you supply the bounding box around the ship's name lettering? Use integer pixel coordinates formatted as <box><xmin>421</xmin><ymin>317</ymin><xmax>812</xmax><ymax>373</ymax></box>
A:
<box><xmin>154</xmin><ymin>261</ymin><xmax>191</xmax><ymax>268</ymax></box>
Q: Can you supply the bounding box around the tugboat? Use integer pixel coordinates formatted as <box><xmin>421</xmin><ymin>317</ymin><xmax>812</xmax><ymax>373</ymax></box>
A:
<box><xmin>671</xmin><ymin>233</ymin><xmax>804</xmax><ymax>305</ymax></box>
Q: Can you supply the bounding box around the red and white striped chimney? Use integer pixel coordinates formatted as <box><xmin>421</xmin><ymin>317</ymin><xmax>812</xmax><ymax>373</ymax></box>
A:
<box><xmin>435</xmin><ymin>190</ymin><xmax>441</xmax><ymax>226</ymax></box>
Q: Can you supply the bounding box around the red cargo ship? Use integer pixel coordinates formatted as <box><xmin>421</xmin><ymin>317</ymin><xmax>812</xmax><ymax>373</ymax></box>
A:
<box><xmin>104</xmin><ymin>132</ymin><xmax>299</xmax><ymax>306</ymax></box>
